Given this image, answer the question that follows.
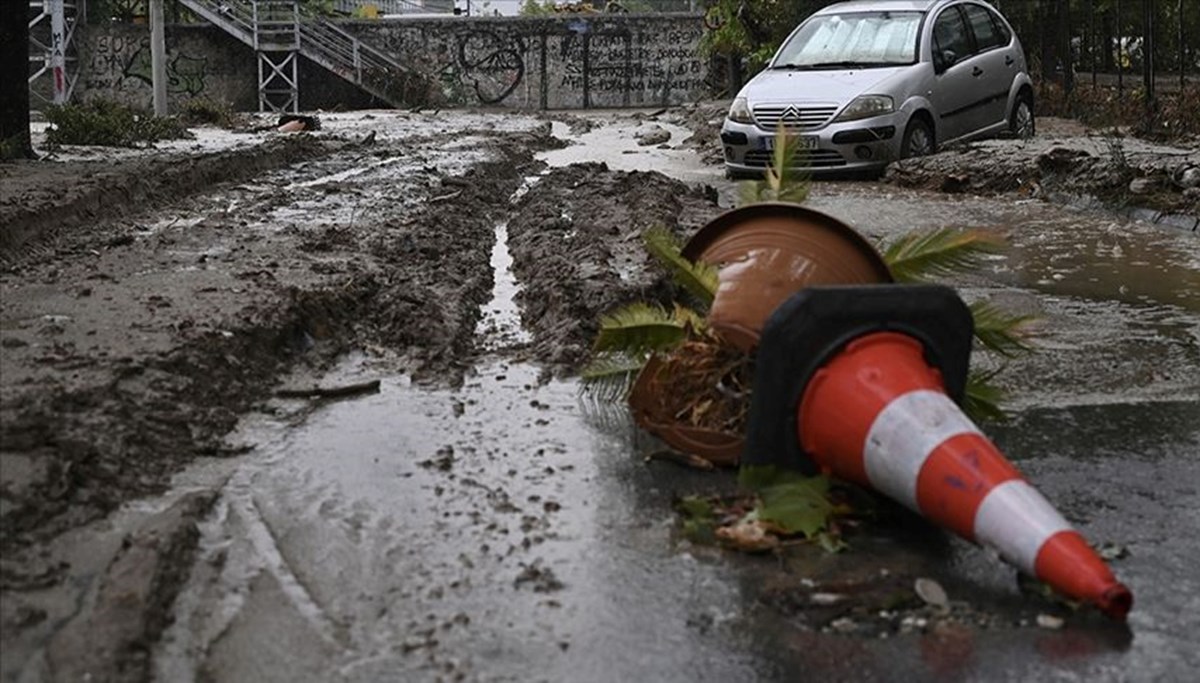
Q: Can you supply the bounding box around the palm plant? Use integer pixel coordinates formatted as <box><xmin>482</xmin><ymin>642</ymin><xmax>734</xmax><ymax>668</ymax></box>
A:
<box><xmin>582</xmin><ymin>130</ymin><xmax>1039</xmax><ymax>550</ymax></box>
<box><xmin>582</xmin><ymin>221</ymin><xmax>1035</xmax><ymax>424</ymax></box>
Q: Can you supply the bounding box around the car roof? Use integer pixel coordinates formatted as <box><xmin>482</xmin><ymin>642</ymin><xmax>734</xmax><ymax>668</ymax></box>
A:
<box><xmin>813</xmin><ymin>0</ymin><xmax>948</xmax><ymax>15</ymax></box>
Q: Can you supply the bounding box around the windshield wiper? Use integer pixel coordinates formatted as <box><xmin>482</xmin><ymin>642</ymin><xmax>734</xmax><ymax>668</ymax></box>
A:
<box><xmin>805</xmin><ymin>60</ymin><xmax>904</xmax><ymax>69</ymax></box>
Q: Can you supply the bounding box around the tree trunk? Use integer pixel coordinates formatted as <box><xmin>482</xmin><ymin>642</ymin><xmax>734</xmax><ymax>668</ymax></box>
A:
<box><xmin>0</xmin><ymin>1</ymin><xmax>34</xmax><ymax>159</ymax></box>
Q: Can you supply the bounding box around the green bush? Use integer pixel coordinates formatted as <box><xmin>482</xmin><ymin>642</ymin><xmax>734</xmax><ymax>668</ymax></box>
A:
<box><xmin>43</xmin><ymin>99</ymin><xmax>193</xmax><ymax>148</ymax></box>
<box><xmin>179</xmin><ymin>98</ymin><xmax>242</xmax><ymax>128</ymax></box>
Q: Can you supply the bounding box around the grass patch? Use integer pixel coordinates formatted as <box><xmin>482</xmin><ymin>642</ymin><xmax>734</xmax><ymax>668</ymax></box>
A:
<box><xmin>44</xmin><ymin>99</ymin><xmax>193</xmax><ymax>148</ymax></box>
<box><xmin>179</xmin><ymin>98</ymin><xmax>244</xmax><ymax>129</ymax></box>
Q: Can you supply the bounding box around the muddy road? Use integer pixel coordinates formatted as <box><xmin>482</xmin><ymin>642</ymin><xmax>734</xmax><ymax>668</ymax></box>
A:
<box><xmin>2</xmin><ymin>110</ymin><xmax>1198</xmax><ymax>682</ymax></box>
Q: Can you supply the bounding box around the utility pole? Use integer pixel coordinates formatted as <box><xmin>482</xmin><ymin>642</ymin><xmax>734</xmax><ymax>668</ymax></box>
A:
<box><xmin>1142</xmin><ymin>0</ymin><xmax>1154</xmax><ymax>126</ymax></box>
<box><xmin>150</xmin><ymin>0</ymin><xmax>167</xmax><ymax>116</ymax></box>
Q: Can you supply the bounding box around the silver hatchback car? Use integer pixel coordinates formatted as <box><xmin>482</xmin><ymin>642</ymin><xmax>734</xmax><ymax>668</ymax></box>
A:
<box><xmin>721</xmin><ymin>0</ymin><xmax>1034</xmax><ymax>176</ymax></box>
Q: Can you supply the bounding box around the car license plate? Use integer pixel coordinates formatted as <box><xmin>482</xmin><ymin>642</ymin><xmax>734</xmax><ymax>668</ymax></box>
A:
<box><xmin>761</xmin><ymin>135</ymin><xmax>818</xmax><ymax>151</ymax></box>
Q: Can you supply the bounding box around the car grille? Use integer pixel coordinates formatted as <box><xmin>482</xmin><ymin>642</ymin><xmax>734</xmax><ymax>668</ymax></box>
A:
<box><xmin>744</xmin><ymin>149</ymin><xmax>847</xmax><ymax>168</ymax></box>
<box><xmin>752</xmin><ymin>105</ymin><xmax>839</xmax><ymax>131</ymax></box>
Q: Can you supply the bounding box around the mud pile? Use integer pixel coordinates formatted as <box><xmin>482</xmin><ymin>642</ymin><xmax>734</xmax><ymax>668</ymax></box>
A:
<box><xmin>884</xmin><ymin>120</ymin><xmax>1200</xmax><ymax>220</ymax></box>
<box><xmin>0</xmin><ymin>136</ymin><xmax>343</xmax><ymax>263</ymax></box>
<box><xmin>507</xmin><ymin>162</ymin><xmax>721</xmax><ymax>368</ymax></box>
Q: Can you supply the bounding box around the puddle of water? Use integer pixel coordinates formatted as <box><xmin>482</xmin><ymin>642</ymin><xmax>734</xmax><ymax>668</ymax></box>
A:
<box><xmin>155</xmin><ymin>361</ymin><xmax>764</xmax><ymax>681</ymax></box>
<box><xmin>804</xmin><ymin>185</ymin><xmax>1200</xmax><ymax>311</ymax></box>
<box><xmin>539</xmin><ymin>115</ymin><xmax>724</xmax><ymax>186</ymax></box>
<box><xmin>475</xmin><ymin>222</ymin><xmax>531</xmax><ymax>350</ymax></box>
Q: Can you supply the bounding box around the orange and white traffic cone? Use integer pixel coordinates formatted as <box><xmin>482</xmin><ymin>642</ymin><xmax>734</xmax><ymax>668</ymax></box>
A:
<box><xmin>745</xmin><ymin>285</ymin><xmax>1132</xmax><ymax>619</ymax></box>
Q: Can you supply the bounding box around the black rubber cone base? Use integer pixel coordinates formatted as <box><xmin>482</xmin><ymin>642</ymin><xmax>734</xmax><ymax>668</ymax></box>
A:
<box><xmin>743</xmin><ymin>284</ymin><xmax>974</xmax><ymax>474</ymax></box>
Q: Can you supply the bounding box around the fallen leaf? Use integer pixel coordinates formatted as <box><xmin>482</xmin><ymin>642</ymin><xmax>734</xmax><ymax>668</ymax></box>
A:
<box><xmin>715</xmin><ymin>517</ymin><xmax>779</xmax><ymax>553</ymax></box>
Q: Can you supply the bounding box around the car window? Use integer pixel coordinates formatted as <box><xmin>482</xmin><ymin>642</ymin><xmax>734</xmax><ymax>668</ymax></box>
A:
<box><xmin>963</xmin><ymin>3</ymin><xmax>1005</xmax><ymax>52</ymax></box>
<box><xmin>773</xmin><ymin>11</ymin><xmax>923</xmax><ymax>68</ymax></box>
<box><xmin>932</xmin><ymin>7</ymin><xmax>971</xmax><ymax>71</ymax></box>
<box><xmin>988</xmin><ymin>8</ymin><xmax>1012</xmax><ymax>46</ymax></box>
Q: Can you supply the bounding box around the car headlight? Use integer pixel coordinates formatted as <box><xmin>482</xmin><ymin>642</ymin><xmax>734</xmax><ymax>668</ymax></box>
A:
<box><xmin>834</xmin><ymin>95</ymin><xmax>894</xmax><ymax>122</ymax></box>
<box><xmin>728</xmin><ymin>98</ymin><xmax>753</xmax><ymax>124</ymax></box>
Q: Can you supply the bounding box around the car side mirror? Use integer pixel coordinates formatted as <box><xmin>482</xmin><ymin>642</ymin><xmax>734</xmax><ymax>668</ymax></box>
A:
<box><xmin>938</xmin><ymin>49</ymin><xmax>958</xmax><ymax>71</ymax></box>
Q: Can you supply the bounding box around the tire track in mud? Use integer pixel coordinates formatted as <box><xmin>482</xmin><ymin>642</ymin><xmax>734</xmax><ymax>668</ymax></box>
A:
<box><xmin>505</xmin><ymin>162</ymin><xmax>722</xmax><ymax>368</ymax></box>
<box><xmin>0</xmin><ymin>128</ymin><xmax>559</xmax><ymax>682</ymax></box>
<box><xmin>0</xmin><ymin>135</ymin><xmax>357</xmax><ymax>266</ymax></box>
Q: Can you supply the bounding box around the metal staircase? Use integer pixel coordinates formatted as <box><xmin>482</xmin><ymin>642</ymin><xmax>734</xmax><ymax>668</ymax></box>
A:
<box><xmin>178</xmin><ymin>0</ymin><xmax>417</xmax><ymax>111</ymax></box>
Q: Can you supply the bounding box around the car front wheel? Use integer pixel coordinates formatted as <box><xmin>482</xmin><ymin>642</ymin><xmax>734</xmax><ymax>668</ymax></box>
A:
<box><xmin>900</xmin><ymin>118</ymin><xmax>935</xmax><ymax>158</ymax></box>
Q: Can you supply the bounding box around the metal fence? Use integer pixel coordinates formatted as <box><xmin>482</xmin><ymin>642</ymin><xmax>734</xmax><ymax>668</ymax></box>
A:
<box><xmin>992</xmin><ymin>0</ymin><xmax>1198</xmax><ymax>100</ymax></box>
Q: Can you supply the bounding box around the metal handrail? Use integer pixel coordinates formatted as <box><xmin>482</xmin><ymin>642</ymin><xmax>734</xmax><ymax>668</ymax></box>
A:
<box><xmin>178</xmin><ymin>0</ymin><xmax>412</xmax><ymax>105</ymax></box>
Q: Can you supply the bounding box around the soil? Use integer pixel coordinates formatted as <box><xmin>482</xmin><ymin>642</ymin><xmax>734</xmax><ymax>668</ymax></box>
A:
<box><xmin>882</xmin><ymin>118</ymin><xmax>1200</xmax><ymax>222</ymax></box>
<box><xmin>507</xmin><ymin>162</ymin><xmax>720</xmax><ymax>368</ymax></box>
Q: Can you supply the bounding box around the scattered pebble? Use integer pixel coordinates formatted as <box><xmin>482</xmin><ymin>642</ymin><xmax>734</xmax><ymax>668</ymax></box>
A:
<box><xmin>1036</xmin><ymin>614</ymin><xmax>1065</xmax><ymax>630</ymax></box>
<box><xmin>915</xmin><ymin>577</ymin><xmax>949</xmax><ymax>610</ymax></box>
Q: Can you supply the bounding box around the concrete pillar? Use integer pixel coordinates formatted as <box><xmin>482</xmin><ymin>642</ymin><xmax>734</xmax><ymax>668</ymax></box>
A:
<box><xmin>150</xmin><ymin>0</ymin><xmax>167</xmax><ymax>116</ymax></box>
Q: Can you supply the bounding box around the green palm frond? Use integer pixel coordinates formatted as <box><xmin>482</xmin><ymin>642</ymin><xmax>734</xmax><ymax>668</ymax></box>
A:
<box><xmin>592</xmin><ymin>302</ymin><xmax>704</xmax><ymax>354</ymax></box>
<box><xmin>738</xmin><ymin>128</ymin><xmax>811</xmax><ymax>205</ymax></box>
<box><xmin>643</xmin><ymin>226</ymin><xmax>718</xmax><ymax>307</ymax></box>
<box><xmin>883</xmin><ymin>228</ymin><xmax>1003</xmax><ymax>283</ymax></box>
<box><xmin>962</xmin><ymin>367</ymin><xmax>1008</xmax><ymax>423</ymax></box>
<box><xmin>580</xmin><ymin>352</ymin><xmax>648</xmax><ymax>403</ymax></box>
<box><xmin>970</xmin><ymin>301</ymin><xmax>1038</xmax><ymax>357</ymax></box>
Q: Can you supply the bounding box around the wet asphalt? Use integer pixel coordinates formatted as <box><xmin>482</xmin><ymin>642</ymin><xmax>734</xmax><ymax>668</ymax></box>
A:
<box><xmin>136</xmin><ymin>113</ymin><xmax>1199</xmax><ymax>682</ymax></box>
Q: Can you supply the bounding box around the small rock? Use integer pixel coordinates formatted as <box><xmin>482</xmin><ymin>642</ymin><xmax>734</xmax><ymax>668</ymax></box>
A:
<box><xmin>1129</xmin><ymin>177</ymin><xmax>1157</xmax><ymax>195</ymax></box>
<box><xmin>635</xmin><ymin>125</ymin><xmax>671</xmax><ymax>147</ymax></box>
<box><xmin>1036</xmin><ymin>614</ymin><xmax>1065</xmax><ymax>630</ymax></box>
<box><xmin>1173</xmin><ymin>164</ymin><xmax>1200</xmax><ymax>189</ymax></box>
<box><xmin>810</xmin><ymin>592</ymin><xmax>846</xmax><ymax>606</ymax></box>
<box><xmin>830</xmin><ymin>617</ymin><xmax>857</xmax><ymax>633</ymax></box>
<box><xmin>915</xmin><ymin>577</ymin><xmax>950</xmax><ymax>610</ymax></box>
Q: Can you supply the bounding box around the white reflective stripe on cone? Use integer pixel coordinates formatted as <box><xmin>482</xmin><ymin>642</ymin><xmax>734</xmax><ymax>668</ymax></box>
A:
<box><xmin>863</xmin><ymin>389</ymin><xmax>981</xmax><ymax>511</ymax></box>
<box><xmin>973</xmin><ymin>479</ymin><xmax>1074</xmax><ymax>573</ymax></box>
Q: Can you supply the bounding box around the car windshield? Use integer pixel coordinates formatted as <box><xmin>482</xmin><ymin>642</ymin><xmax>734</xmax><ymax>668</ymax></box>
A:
<box><xmin>772</xmin><ymin>11</ymin><xmax>923</xmax><ymax>69</ymax></box>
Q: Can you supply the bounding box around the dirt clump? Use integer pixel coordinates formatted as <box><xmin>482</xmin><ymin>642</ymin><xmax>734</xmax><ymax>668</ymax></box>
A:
<box><xmin>884</xmin><ymin>119</ymin><xmax>1200</xmax><ymax>218</ymax></box>
<box><xmin>506</xmin><ymin>162</ymin><xmax>722</xmax><ymax>368</ymax></box>
<box><xmin>0</xmin><ymin>135</ymin><xmax>350</xmax><ymax>263</ymax></box>
<box><xmin>670</xmin><ymin>101</ymin><xmax>729</xmax><ymax>166</ymax></box>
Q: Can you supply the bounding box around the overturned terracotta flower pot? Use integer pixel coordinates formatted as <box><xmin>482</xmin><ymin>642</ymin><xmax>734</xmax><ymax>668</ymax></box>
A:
<box><xmin>630</xmin><ymin>203</ymin><xmax>892</xmax><ymax>465</ymax></box>
<box><xmin>682</xmin><ymin>202</ymin><xmax>893</xmax><ymax>351</ymax></box>
<box><xmin>628</xmin><ymin>354</ymin><xmax>744</xmax><ymax>468</ymax></box>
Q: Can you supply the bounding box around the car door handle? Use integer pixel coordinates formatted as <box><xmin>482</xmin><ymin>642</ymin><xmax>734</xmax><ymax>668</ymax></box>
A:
<box><xmin>972</xmin><ymin>66</ymin><xmax>984</xmax><ymax>77</ymax></box>
<box><xmin>1005</xmin><ymin>55</ymin><xmax>1015</xmax><ymax>66</ymax></box>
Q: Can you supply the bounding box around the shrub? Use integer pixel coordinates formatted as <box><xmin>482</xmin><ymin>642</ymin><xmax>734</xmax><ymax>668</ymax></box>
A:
<box><xmin>179</xmin><ymin>98</ymin><xmax>242</xmax><ymax>128</ymax></box>
<box><xmin>43</xmin><ymin>99</ymin><xmax>193</xmax><ymax>148</ymax></box>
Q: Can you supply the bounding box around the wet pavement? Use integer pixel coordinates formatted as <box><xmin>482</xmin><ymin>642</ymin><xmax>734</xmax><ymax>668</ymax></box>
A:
<box><xmin>6</xmin><ymin>111</ymin><xmax>1199</xmax><ymax>682</ymax></box>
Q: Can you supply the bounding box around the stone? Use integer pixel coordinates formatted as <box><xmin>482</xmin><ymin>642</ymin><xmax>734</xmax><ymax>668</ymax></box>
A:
<box><xmin>1173</xmin><ymin>164</ymin><xmax>1200</xmax><ymax>189</ymax></box>
<box><xmin>1128</xmin><ymin>177</ymin><xmax>1157</xmax><ymax>194</ymax></box>
<box><xmin>635</xmin><ymin>125</ymin><xmax>671</xmax><ymax>147</ymax></box>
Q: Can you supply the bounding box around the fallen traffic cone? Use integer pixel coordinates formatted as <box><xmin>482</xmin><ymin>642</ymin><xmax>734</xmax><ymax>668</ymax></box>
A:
<box><xmin>744</xmin><ymin>284</ymin><xmax>1133</xmax><ymax>619</ymax></box>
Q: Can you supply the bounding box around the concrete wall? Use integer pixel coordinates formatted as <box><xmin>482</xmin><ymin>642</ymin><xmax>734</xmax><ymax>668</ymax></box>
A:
<box><xmin>346</xmin><ymin>14</ymin><xmax>708</xmax><ymax>109</ymax></box>
<box><xmin>75</xmin><ymin>24</ymin><xmax>258</xmax><ymax>111</ymax></box>
<box><xmin>69</xmin><ymin>14</ymin><xmax>708</xmax><ymax>112</ymax></box>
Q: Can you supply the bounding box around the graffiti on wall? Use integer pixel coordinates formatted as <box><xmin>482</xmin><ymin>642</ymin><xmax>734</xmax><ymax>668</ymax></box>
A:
<box><xmin>456</xmin><ymin>30</ymin><xmax>526</xmax><ymax>105</ymax></box>
<box><xmin>85</xmin><ymin>33</ymin><xmax>211</xmax><ymax>96</ymax></box>
<box><xmin>418</xmin><ymin>18</ymin><xmax>705</xmax><ymax>108</ymax></box>
<box><xmin>561</xmin><ymin>26</ymin><xmax>706</xmax><ymax>98</ymax></box>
